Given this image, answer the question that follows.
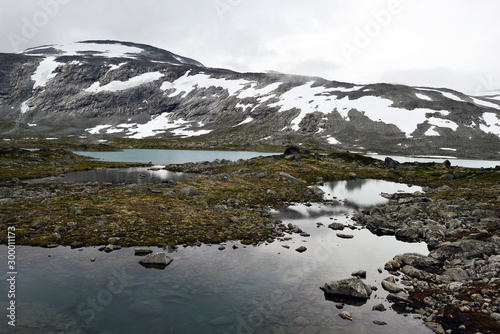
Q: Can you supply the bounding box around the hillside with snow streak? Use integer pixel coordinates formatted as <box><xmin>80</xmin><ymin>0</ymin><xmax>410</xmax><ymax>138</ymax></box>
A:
<box><xmin>1</xmin><ymin>40</ymin><xmax>499</xmax><ymax>159</ymax></box>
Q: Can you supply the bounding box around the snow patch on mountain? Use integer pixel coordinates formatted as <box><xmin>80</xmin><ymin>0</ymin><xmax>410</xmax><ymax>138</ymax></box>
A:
<box><xmin>425</xmin><ymin>126</ymin><xmax>440</xmax><ymax>136</ymax></box>
<box><xmin>162</xmin><ymin>71</ymin><xmax>250</xmax><ymax>97</ymax></box>
<box><xmin>27</xmin><ymin>42</ymin><xmax>144</xmax><ymax>59</ymax></box>
<box><xmin>480</xmin><ymin>112</ymin><xmax>500</xmax><ymax>136</ymax></box>
<box><xmin>20</xmin><ymin>101</ymin><xmax>30</xmax><ymax>114</ymax></box>
<box><xmin>269</xmin><ymin>81</ymin><xmax>336</xmax><ymax>131</ymax></box>
<box><xmin>86</xmin><ymin>115</ymin><xmax>212</xmax><ymax>139</ymax></box>
<box><xmin>415</xmin><ymin>93</ymin><xmax>432</xmax><ymax>101</ymax></box>
<box><xmin>471</xmin><ymin>97</ymin><xmax>500</xmax><ymax>110</ymax></box>
<box><xmin>237</xmin><ymin>82</ymin><xmax>282</xmax><ymax>99</ymax></box>
<box><xmin>85</xmin><ymin>72</ymin><xmax>164</xmax><ymax>93</ymax></box>
<box><xmin>31</xmin><ymin>57</ymin><xmax>61</xmax><ymax>88</ymax></box>
<box><xmin>427</xmin><ymin>117</ymin><xmax>459</xmax><ymax>131</ymax></box>
<box><xmin>234</xmin><ymin>117</ymin><xmax>254</xmax><ymax>127</ymax></box>
<box><xmin>325</xmin><ymin>136</ymin><xmax>340</xmax><ymax>145</ymax></box>
<box><xmin>335</xmin><ymin>96</ymin><xmax>451</xmax><ymax>138</ymax></box>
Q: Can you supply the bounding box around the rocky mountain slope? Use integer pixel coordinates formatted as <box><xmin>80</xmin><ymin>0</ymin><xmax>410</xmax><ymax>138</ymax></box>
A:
<box><xmin>1</xmin><ymin>40</ymin><xmax>499</xmax><ymax>159</ymax></box>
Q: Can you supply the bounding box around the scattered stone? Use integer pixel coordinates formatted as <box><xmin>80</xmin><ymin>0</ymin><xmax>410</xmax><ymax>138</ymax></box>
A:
<box><xmin>381</xmin><ymin>279</ymin><xmax>404</xmax><ymax>293</ymax></box>
<box><xmin>138</xmin><ymin>252</ymin><xmax>173</xmax><ymax>269</ymax></box>
<box><xmin>104</xmin><ymin>244</ymin><xmax>121</xmax><ymax>253</ymax></box>
<box><xmin>373</xmin><ymin>320</ymin><xmax>387</xmax><ymax>326</ymax></box>
<box><xmin>53</xmin><ymin>225</ymin><xmax>66</xmax><ymax>233</ymax></box>
<box><xmin>351</xmin><ymin>270</ymin><xmax>367</xmax><ymax>279</ymax></box>
<box><xmin>425</xmin><ymin>322</ymin><xmax>445</xmax><ymax>334</ymax></box>
<box><xmin>30</xmin><ymin>220</ymin><xmax>47</xmax><ymax>229</ymax></box>
<box><xmin>277</xmin><ymin>172</ymin><xmax>304</xmax><ymax>184</ymax></box>
<box><xmin>108</xmin><ymin>237</ymin><xmax>120</xmax><ymax>244</ymax></box>
<box><xmin>218</xmin><ymin>245</ymin><xmax>225</xmax><ymax>251</ymax></box>
<box><xmin>70</xmin><ymin>242</ymin><xmax>84</xmax><ymax>249</ymax></box>
<box><xmin>320</xmin><ymin>278</ymin><xmax>372</xmax><ymax>303</ymax></box>
<box><xmin>328</xmin><ymin>222</ymin><xmax>345</xmax><ymax>230</ymax></box>
<box><xmin>384</xmin><ymin>157</ymin><xmax>400</xmax><ymax>169</ymax></box>
<box><xmin>339</xmin><ymin>311</ymin><xmax>353</xmax><ymax>321</ymax></box>
<box><xmin>179</xmin><ymin>186</ymin><xmax>200</xmax><ymax>197</ymax></box>
<box><xmin>336</xmin><ymin>233</ymin><xmax>354</xmax><ymax>239</ymax></box>
<box><xmin>372</xmin><ymin>304</ymin><xmax>387</xmax><ymax>312</ymax></box>
<box><xmin>295</xmin><ymin>246</ymin><xmax>307</xmax><ymax>253</ymax></box>
<box><xmin>387</xmin><ymin>291</ymin><xmax>409</xmax><ymax>303</ymax></box>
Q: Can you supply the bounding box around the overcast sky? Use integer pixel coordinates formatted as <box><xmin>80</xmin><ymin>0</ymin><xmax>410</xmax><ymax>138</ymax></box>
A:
<box><xmin>1</xmin><ymin>0</ymin><xmax>499</xmax><ymax>94</ymax></box>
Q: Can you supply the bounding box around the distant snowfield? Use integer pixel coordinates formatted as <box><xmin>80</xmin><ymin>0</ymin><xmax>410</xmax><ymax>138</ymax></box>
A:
<box><xmin>20</xmin><ymin>53</ymin><xmax>500</xmax><ymax>142</ymax></box>
<box><xmin>471</xmin><ymin>97</ymin><xmax>500</xmax><ymax>110</ymax></box>
<box><xmin>415</xmin><ymin>93</ymin><xmax>432</xmax><ymax>101</ymax></box>
<box><xmin>421</xmin><ymin>89</ymin><xmax>466</xmax><ymax>102</ymax></box>
<box><xmin>480</xmin><ymin>112</ymin><xmax>500</xmax><ymax>136</ymax></box>
<box><xmin>26</xmin><ymin>42</ymin><xmax>143</xmax><ymax>59</ymax></box>
<box><xmin>85</xmin><ymin>72</ymin><xmax>164</xmax><ymax>93</ymax></box>
<box><xmin>268</xmin><ymin>82</ymin><xmax>453</xmax><ymax>137</ymax></box>
<box><xmin>162</xmin><ymin>71</ymin><xmax>251</xmax><ymax>97</ymax></box>
<box><xmin>85</xmin><ymin>115</ymin><xmax>212</xmax><ymax>139</ymax></box>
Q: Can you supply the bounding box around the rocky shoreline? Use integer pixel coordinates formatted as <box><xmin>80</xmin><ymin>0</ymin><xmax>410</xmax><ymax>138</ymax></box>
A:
<box><xmin>352</xmin><ymin>189</ymin><xmax>500</xmax><ymax>333</ymax></box>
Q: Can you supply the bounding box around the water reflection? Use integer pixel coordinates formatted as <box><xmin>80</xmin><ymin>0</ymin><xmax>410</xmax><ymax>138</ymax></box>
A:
<box><xmin>25</xmin><ymin>167</ymin><xmax>196</xmax><ymax>184</ymax></box>
<box><xmin>74</xmin><ymin>149</ymin><xmax>277</xmax><ymax>165</ymax></box>
<box><xmin>320</xmin><ymin>179</ymin><xmax>422</xmax><ymax>207</ymax></box>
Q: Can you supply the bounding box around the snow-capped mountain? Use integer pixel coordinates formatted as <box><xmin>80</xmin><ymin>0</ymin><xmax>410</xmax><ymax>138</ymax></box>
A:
<box><xmin>1</xmin><ymin>40</ymin><xmax>499</xmax><ymax>159</ymax></box>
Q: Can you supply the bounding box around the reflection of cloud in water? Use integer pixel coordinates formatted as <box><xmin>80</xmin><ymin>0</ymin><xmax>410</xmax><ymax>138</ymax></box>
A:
<box><xmin>276</xmin><ymin>203</ymin><xmax>346</xmax><ymax>220</ymax></box>
<box><xmin>320</xmin><ymin>180</ymin><xmax>422</xmax><ymax>208</ymax></box>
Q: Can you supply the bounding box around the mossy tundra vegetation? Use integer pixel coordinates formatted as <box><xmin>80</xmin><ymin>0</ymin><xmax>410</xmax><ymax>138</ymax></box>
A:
<box><xmin>0</xmin><ymin>140</ymin><xmax>498</xmax><ymax>247</ymax></box>
<box><xmin>0</xmin><ymin>138</ymin><xmax>499</xmax><ymax>333</ymax></box>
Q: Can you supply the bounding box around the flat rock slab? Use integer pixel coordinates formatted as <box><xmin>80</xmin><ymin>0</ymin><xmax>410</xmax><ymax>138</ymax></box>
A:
<box><xmin>336</xmin><ymin>233</ymin><xmax>354</xmax><ymax>239</ymax></box>
<box><xmin>139</xmin><ymin>252</ymin><xmax>173</xmax><ymax>269</ymax></box>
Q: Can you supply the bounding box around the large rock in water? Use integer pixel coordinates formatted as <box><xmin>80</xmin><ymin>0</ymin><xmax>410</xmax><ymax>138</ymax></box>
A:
<box><xmin>320</xmin><ymin>278</ymin><xmax>372</xmax><ymax>305</ymax></box>
<box><xmin>138</xmin><ymin>252</ymin><xmax>173</xmax><ymax>269</ymax></box>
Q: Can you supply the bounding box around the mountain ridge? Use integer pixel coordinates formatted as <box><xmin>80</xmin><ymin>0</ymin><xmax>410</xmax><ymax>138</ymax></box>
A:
<box><xmin>1</xmin><ymin>40</ymin><xmax>499</xmax><ymax>159</ymax></box>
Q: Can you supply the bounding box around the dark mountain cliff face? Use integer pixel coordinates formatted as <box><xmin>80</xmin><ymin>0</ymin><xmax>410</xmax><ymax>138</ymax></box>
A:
<box><xmin>1</xmin><ymin>40</ymin><xmax>499</xmax><ymax>159</ymax></box>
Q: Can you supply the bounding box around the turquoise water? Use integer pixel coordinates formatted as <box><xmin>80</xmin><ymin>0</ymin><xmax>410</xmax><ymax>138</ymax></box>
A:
<box><xmin>26</xmin><ymin>167</ymin><xmax>196</xmax><ymax>184</ymax></box>
<box><xmin>366</xmin><ymin>154</ymin><xmax>500</xmax><ymax>168</ymax></box>
<box><xmin>73</xmin><ymin>149</ymin><xmax>277</xmax><ymax>165</ymax></box>
<box><xmin>0</xmin><ymin>180</ymin><xmax>432</xmax><ymax>334</ymax></box>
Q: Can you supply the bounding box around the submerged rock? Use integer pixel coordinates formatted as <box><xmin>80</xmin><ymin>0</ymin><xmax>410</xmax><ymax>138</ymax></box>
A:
<box><xmin>339</xmin><ymin>311</ymin><xmax>353</xmax><ymax>321</ymax></box>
